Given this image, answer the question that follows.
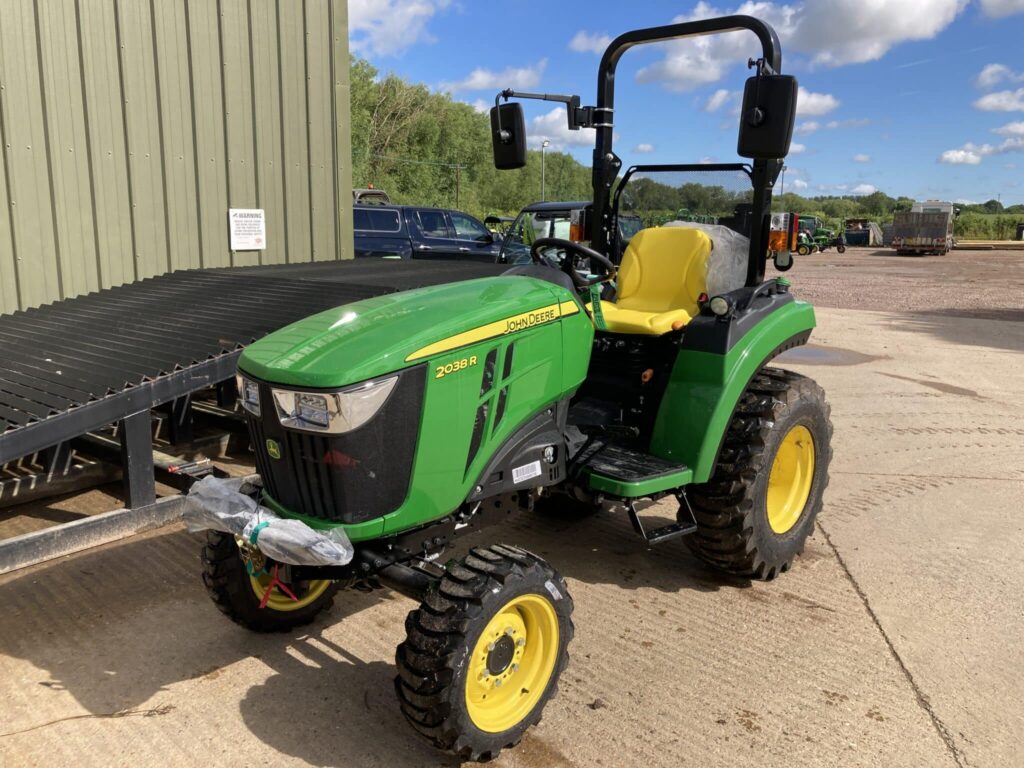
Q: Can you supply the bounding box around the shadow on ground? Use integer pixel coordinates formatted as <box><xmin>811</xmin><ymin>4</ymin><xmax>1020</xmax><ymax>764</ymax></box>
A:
<box><xmin>901</xmin><ymin>308</ymin><xmax>1024</xmax><ymax>351</ymax></box>
<box><xmin>0</xmin><ymin>504</ymin><xmax>741</xmax><ymax>765</ymax></box>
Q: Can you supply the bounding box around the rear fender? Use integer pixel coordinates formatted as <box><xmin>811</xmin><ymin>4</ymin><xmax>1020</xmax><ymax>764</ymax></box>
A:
<box><xmin>649</xmin><ymin>300</ymin><xmax>815</xmax><ymax>483</ymax></box>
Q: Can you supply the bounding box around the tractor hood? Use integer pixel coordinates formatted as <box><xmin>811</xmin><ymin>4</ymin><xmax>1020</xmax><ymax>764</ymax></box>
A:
<box><xmin>238</xmin><ymin>276</ymin><xmax>575</xmax><ymax>388</ymax></box>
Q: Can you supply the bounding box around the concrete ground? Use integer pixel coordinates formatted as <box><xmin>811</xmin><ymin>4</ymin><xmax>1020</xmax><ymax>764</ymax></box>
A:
<box><xmin>1</xmin><ymin>249</ymin><xmax>1022</xmax><ymax>767</ymax></box>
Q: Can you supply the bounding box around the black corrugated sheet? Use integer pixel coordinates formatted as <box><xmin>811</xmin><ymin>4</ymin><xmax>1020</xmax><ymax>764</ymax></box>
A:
<box><xmin>0</xmin><ymin>259</ymin><xmax>506</xmax><ymax>461</ymax></box>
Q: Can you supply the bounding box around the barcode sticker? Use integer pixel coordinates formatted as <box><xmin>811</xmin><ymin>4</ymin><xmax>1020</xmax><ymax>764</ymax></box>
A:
<box><xmin>512</xmin><ymin>460</ymin><xmax>542</xmax><ymax>484</ymax></box>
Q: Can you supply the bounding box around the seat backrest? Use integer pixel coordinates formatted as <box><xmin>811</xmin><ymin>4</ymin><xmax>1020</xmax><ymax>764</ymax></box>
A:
<box><xmin>615</xmin><ymin>227</ymin><xmax>713</xmax><ymax>317</ymax></box>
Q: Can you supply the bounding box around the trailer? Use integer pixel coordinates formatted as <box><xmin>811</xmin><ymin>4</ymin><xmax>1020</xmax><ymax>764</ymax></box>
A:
<box><xmin>891</xmin><ymin>201</ymin><xmax>956</xmax><ymax>256</ymax></box>
<box><xmin>0</xmin><ymin>260</ymin><xmax>505</xmax><ymax>574</ymax></box>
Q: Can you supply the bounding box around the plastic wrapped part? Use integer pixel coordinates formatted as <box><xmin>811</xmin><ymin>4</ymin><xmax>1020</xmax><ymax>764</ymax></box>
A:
<box><xmin>184</xmin><ymin>475</ymin><xmax>354</xmax><ymax>566</ymax></box>
<box><xmin>663</xmin><ymin>221</ymin><xmax>749</xmax><ymax>297</ymax></box>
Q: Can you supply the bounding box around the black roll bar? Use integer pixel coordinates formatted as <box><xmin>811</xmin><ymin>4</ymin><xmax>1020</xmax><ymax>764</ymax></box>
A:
<box><xmin>589</xmin><ymin>15</ymin><xmax>784</xmax><ymax>286</ymax></box>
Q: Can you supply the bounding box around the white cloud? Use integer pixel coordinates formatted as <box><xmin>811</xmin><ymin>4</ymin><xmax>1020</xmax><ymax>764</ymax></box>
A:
<box><xmin>789</xmin><ymin>142</ymin><xmax>806</xmax><ymax>154</ymax></box>
<box><xmin>975</xmin><ymin>63</ymin><xmax>1024</xmax><ymax>89</ymax></box>
<box><xmin>795</xmin><ymin>121</ymin><xmax>820</xmax><ymax>135</ymax></box>
<box><xmin>530</xmin><ymin>107</ymin><xmax>595</xmax><ymax>150</ymax></box>
<box><xmin>850</xmin><ymin>183</ymin><xmax>877</xmax><ymax>195</ymax></box>
<box><xmin>349</xmin><ymin>0</ymin><xmax>449</xmax><ymax>57</ymax></box>
<box><xmin>441</xmin><ymin>59</ymin><xmax>547</xmax><ymax>93</ymax></box>
<box><xmin>468</xmin><ymin>99</ymin><xmax>489</xmax><ymax>114</ymax></box>
<box><xmin>790</xmin><ymin>178</ymin><xmax>809</xmax><ymax>190</ymax></box>
<box><xmin>937</xmin><ymin>129</ymin><xmax>1020</xmax><ymax>164</ymax></box>
<box><xmin>978</xmin><ymin>0</ymin><xmax>1024</xmax><ymax>17</ymax></box>
<box><xmin>634</xmin><ymin>143</ymin><xmax>655</xmax><ymax>153</ymax></box>
<box><xmin>703</xmin><ymin>89</ymin><xmax>735</xmax><ymax>112</ymax></box>
<box><xmin>633</xmin><ymin>0</ymin><xmax>966</xmax><ymax>92</ymax></box>
<box><xmin>826</xmin><ymin>118</ymin><xmax>871</xmax><ymax>129</ymax></box>
<box><xmin>975</xmin><ymin>88</ymin><xmax>1024</xmax><ymax>111</ymax></box>
<box><xmin>797</xmin><ymin>87</ymin><xmax>840</xmax><ymax>116</ymax></box>
<box><xmin>569</xmin><ymin>31</ymin><xmax>612</xmax><ymax>54</ymax></box>
<box><xmin>799</xmin><ymin>0</ymin><xmax>963</xmax><ymax>67</ymax></box>
<box><xmin>994</xmin><ymin>121</ymin><xmax>1024</xmax><ymax>136</ymax></box>
<box><xmin>853</xmin><ymin>153</ymin><xmax>871</xmax><ymax>162</ymax></box>
<box><xmin>940</xmin><ymin>150</ymin><xmax>982</xmax><ymax>165</ymax></box>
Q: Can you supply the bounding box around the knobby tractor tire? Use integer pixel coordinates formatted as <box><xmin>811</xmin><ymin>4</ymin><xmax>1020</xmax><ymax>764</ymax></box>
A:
<box><xmin>684</xmin><ymin>367</ymin><xmax>833</xmax><ymax>580</ymax></box>
<box><xmin>201</xmin><ymin>530</ymin><xmax>339</xmax><ymax>632</ymax></box>
<box><xmin>395</xmin><ymin>545</ymin><xmax>573</xmax><ymax>762</ymax></box>
<box><xmin>797</xmin><ymin>244</ymin><xmax>811</xmax><ymax>256</ymax></box>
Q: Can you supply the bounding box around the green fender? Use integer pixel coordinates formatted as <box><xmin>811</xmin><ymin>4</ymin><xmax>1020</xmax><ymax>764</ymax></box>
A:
<box><xmin>649</xmin><ymin>300</ymin><xmax>816</xmax><ymax>483</ymax></box>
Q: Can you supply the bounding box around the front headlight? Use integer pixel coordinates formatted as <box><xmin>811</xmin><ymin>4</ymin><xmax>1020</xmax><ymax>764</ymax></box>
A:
<box><xmin>236</xmin><ymin>373</ymin><xmax>261</xmax><ymax>416</ymax></box>
<box><xmin>271</xmin><ymin>375</ymin><xmax>398</xmax><ymax>434</ymax></box>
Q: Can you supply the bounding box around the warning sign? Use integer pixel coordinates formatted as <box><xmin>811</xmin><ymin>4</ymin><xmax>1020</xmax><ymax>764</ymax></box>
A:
<box><xmin>229</xmin><ymin>208</ymin><xmax>266</xmax><ymax>251</ymax></box>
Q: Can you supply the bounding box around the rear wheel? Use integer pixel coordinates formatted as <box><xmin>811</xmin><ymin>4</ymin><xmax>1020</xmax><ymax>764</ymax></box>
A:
<box><xmin>201</xmin><ymin>530</ymin><xmax>338</xmax><ymax>632</ymax></box>
<box><xmin>796</xmin><ymin>244</ymin><xmax>811</xmax><ymax>256</ymax></box>
<box><xmin>395</xmin><ymin>545</ymin><xmax>573</xmax><ymax>762</ymax></box>
<box><xmin>684</xmin><ymin>368</ymin><xmax>832</xmax><ymax>580</ymax></box>
<box><xmin>836</xmin><ymin>244</ymin><xmax>846</xmax><ymax>253</ymax></box>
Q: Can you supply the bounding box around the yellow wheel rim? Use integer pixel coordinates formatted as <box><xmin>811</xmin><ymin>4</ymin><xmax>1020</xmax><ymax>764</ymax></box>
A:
<box><xmin>465</xmin><ymin>593</ymin><xmax>560</xmax><ymax>733</ymax></box>
<box><xmin>766</xmin><ymin>424</ymin><xmax>816</xmax><ymax>534</ymax></box>
<box><xmin>249</xmin><ymin>573</ymin><xmax>331</xmax><ymax>612</ymax></box>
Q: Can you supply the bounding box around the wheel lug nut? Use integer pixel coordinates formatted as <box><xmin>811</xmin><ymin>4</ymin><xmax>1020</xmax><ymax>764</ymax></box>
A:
<box><xmin>494</xmin><ymin>679</ymin><xmax>503</xmax><ymax>687</ymax></box>
<box><xmin>511</xmin><ymin>663</ymin><xmax>519</xmax><ymax>672</ymax></box>
<box><xmin>516</xmin><ymin>638</ymin><xmax>525</xmax><ymax>647</ymax></box>
<box><xmin>487</xmin><ymin>642</ymin><xmax>495</xmax><ymax>651</ymax></box>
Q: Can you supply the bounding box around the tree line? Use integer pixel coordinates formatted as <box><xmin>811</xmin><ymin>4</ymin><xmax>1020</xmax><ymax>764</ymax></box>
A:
<box><xmin>350</xmin><ymin>56</ymin><xmax>1022</xmax><ymax>239</ymax></box>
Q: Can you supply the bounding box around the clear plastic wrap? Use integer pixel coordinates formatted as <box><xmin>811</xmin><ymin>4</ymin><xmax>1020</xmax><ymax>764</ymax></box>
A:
<box><xmin>663</xmin><ymin>221</ymin><xmax>749</xmax><ymax>297</ymax></box>
<box><xmin>184</xmin><ymin>475</ymin><xmax>354</xmax><ymax>566</ymax></box>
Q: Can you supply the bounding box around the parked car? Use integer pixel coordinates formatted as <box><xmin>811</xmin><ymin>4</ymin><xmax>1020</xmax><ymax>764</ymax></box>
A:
<box><xmin>353</xmin><ymin>205</ymin><xmax>501</xmax><ymax>263</ymax></box>
<box><xmin>497</xmin><ymin>201</ymin><xmax>645</xmax><ymax>267</ymax></box>
<box><xmin>352</xmin><ymin>188</ymin><xmax>391</xmax><ymax>205</ymax></box>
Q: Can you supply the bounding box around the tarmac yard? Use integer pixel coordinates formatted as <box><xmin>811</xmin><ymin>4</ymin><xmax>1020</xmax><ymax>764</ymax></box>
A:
<box><xmin>1</xmin><ymin>249</ymin><xmax>1022</xmax><ymax>767</ymax></box>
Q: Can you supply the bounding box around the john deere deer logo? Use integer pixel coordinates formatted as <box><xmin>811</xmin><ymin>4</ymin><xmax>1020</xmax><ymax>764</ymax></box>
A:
<box><xmin>266</xmin><ymin>439</ymin><xmax>282</xmax><ymax>460</ymax></box>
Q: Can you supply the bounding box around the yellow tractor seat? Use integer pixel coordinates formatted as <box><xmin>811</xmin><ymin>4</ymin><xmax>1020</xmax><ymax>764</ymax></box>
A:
<box><xmin>598</xmin><ymin>227</ymin><xmax>713</xmax><ymax>335</ymax></box>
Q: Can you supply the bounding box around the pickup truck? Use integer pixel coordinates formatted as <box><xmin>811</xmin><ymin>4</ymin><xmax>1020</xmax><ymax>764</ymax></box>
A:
<box><xmin>353</xmin><ymin>204</ymin><xmax>501</xmax><ymax>263</ymax></box>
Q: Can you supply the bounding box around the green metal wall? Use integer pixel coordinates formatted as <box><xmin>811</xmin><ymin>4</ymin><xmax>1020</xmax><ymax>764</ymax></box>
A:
<box><xmin>0</xmin><ymin>0</ymin><xmax>353</xmax><ymax>315</ymax></box>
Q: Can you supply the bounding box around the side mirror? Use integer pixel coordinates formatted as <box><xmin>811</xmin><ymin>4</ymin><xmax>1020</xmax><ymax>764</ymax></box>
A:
<box><xmin>490</xmin><ymin>103</ymin><xmax>527</xmax><ymax>169</ymax></box>
<box><xmin>737</xmin><ymin>74</ymin><xmax>798</xmax><ymax>159</ymax></box>
<box><xmin>478</xmin><ymin>233</ymin><xmax>494</xmax><ymax>243</ymax></box>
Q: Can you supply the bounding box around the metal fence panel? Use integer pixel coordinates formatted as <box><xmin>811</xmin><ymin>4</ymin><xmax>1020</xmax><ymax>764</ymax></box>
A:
<box><xmin>0</xmin><ymin>0</ymin><xmax>352</xmax><ymax>315</ymax></box>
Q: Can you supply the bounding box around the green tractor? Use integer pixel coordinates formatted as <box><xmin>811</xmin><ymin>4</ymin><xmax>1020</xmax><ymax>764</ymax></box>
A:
<box><xmin>796</xmin><ymin>216</ymin><xmax>846</xmax><ymax>255</ymax></box>
<box><xmin>199</xmin><ymin>15</ymin><xmax>830</xmax><ymax>762</ymax></box>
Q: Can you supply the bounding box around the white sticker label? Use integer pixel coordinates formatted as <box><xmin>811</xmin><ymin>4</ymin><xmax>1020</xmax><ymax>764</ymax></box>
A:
<box><xmin>544</xmin><ymin>579</ymin><xmax>563</xmax><ymax>601</ymax></box>
<box><xmin>512</xmin><ymin>460</ymin><xmax>542</xmax><ymax>484</ymax></box>
<box><xmin>229</xmin><ymin>208</ymin><xmax>266</xmax><ymax>251</ymax></box>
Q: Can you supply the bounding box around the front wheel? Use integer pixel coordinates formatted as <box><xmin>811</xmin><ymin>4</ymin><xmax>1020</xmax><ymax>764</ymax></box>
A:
<box><xmin>201</xmin><ymin>531</ymin><xmax>338</xmax><ymax>632</ymax></box>
<box><xmin>836</xmin><ymin>244</ymin><xmax>846</xmax><ymax>253</ymax></box>
<box><xmin>395</xmin><ymin>545</ymin><xmax>573</xmax><ymax>762</ymax></box>
<box><xmin>684</xmin><ymin>368</ymin><xmax>832</xmax><ymax>580</ymax></box>
<box><xmin>796</xmin><ymin>244</ymin><xmax>811</xmax><ymax>256</ymax></box>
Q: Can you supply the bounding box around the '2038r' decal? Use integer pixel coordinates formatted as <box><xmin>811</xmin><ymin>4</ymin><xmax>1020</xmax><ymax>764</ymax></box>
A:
<box><xmin>435</xmin><ymin>355</ymin><xmax>478</xmax><ymax>379</ymax></box>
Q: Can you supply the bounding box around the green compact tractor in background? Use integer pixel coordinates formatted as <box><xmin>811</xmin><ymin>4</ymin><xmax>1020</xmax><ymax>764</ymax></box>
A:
<box><xmin>200</xmin><ymin>15</ymin><xmax>831</xmax><ymax>762</ymax></box>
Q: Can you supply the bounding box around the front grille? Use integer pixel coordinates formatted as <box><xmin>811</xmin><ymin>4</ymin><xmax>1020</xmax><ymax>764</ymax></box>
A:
<box><xmin>247</xmin><ymin>366</ymin><xmax>426</xmax><ymax>523</ymax></box>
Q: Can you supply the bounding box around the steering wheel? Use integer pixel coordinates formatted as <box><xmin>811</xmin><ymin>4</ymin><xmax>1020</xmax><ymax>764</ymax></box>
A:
<box><xmin>530</xmin><ymin>238</ymin><xmax>617</xmax><ymax>288</ymax></box>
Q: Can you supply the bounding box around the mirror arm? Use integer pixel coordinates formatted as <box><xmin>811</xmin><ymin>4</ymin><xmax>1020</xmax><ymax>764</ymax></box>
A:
<box><xmin>495</xmin><ymin>89</ymin><xmax>603</xmax><ymax>131</ymax></box>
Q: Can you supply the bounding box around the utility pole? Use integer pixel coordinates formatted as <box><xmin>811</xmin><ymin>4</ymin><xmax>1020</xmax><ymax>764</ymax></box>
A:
<box><xmin>455</xmin><ymin>164</ymin><xmax>461</xmax><ymax>209</ymax></box>
<box><xmin>541</xmin><ymin>140</ymin><xmax>550</xmax><ymax>201</ymax></box>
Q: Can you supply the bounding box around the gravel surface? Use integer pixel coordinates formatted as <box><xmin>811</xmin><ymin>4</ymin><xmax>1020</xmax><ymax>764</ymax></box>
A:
<box><xmin>773</xmin><ymin>247</ymin><xmax>1024</xmax><ymax>321</ymax></box>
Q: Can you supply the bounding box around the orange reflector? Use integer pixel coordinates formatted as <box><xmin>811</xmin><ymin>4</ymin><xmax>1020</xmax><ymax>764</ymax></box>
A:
<box><xmin>671</xmin><ymin>320</ymin><xmax>686</xmax><ymax>331</ymax></box>
<box><xmin>641</xmin><ymin>368</ymin><xmax>654</xmax><ymax>383</ymax></box>
<box><xmin>569</xmin><ymin>223</ymin><xmax>583</xmax><ymax>242</ymax></box>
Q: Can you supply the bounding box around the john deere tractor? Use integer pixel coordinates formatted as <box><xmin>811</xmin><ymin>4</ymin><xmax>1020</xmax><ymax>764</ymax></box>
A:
<box><xmin>200</xmin><ymin>15</ymin><xmax>831</xmax><ymax>762</ymax></box>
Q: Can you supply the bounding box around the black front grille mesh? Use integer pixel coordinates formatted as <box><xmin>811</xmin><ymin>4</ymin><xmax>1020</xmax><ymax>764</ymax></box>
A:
<box><xmin>247</xmin><ymin>367</ymin><xmax>425</xmax><ymax>524</ymax></box>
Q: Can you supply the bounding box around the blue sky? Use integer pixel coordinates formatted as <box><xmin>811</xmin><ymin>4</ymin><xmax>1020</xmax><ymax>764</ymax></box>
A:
<box><xmin>350</xmin><ymin>1</ymin><xmax>1024</xmax><ymax>204</ymax></box>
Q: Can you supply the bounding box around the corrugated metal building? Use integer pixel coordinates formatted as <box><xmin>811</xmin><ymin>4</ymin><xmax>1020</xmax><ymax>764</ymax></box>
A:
<box><xmin>0</xmin><ymin>0</ymin><xmax>352</xmax><ymax>316</ymax></box>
